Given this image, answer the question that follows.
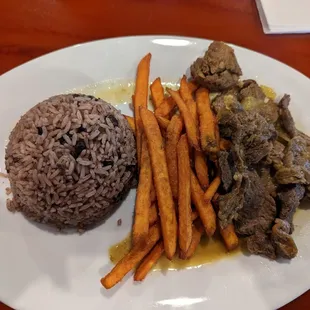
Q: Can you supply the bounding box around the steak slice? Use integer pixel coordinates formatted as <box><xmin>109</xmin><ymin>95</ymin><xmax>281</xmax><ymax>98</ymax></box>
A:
<box><xmin>297</xmin><ymin>129</ymin><xmax>310</xmax><ymax>147</ymax></box>
<box><xmin>265</xmin><ymin>140</ymin><xmax>285</xmax><ymax>170</ymax></box>
<box><xmin>271</xmin><ymin>219</ymin><xmax>298</xmax><ymax>259</ymax></box>
<box><xmin>218</xmin><ymin>150</ymin><xmax>234</xmax><ymax>191</ymax></box>
<box><xmin>212</xmin><ymin>91</ymin><xmax>243</xmax><ymax>117</ymax></box>
<box><xmin>275</xmin><ymin>166</ymin><xmax>307</xmax><ymax>184</ymax></box>
<box><xmin>239</xmin><ymin>80</ymin><xmax>265</xmax><ymax>101</ymax></box>
<box><xmin>219</xmin><ymin>110</ymin><xmax>276</xmax><ymax>166</ymax></box>
<box><xmin>246</xmin><ymin>231</ymin><xmax>276</xmax><ymax>260</ymax></box>
<box><xmin>218</xmin><ymin>178</ymin><xmax>244</xmax><ymax>229</ymax></box>
<box><xmin>278</xmin><ymin>94</ymin><xmax>296</xmax><ymax>138</ymax></box>
<box><xmin>191</xmin><ymin>41</ymin><xmax>242</xmax><ymax>92</ymax></box>
<box><xmin>283</xmin><ymin>136</ymin><xmax>310</xmax><ymax>169</ymax></box>
<box><xmin>278</xmin><ymin>184</ymin><xmax>305</xmax><ymax>232</ymax></box>
<box><xmin>275</xmin><ymin>136</ymin><xmax>310</xmax><ymax>184</ymax></box>
<box><xmin>239</xmin><ymin>80</ymin><xmax>279</xmax><ymax>123</ymax></box>
<box><xmin>235</xmin><ymin>171</ymin><xmax>276</xmax><ymax>235</ymax></box>
<box><xmin>260</xmin><ymin>167</ymin><xmax>277</xmax><ymax>197</ymax></box>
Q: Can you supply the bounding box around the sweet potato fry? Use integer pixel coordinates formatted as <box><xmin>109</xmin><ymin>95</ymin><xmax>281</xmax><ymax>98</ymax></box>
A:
<box><xmin>204</xmin><ymin>176</ymin><xmax>221</xmax><ymax>203</ymax></box>
<box><xmin>196</xmin><ymin>88</ymin><xmax>219</xmax><ymax>153</ymax></box>
<box><xmin>187</xmin><ymin>80</ymin><xmax>199</xmax><ymax>93</ymax></box>
<box><xmin>220</xmin><ymin>138</ymin><xmax>232</xmax><ymax>151</ymax></box>
<box><xmin>188</xmin><ymin>100</ymin><xmax>197</xmax><ymax>126</ymax></box>
<box><xmin>123</xmin><ymin>115</ymin><xmax>136</xmax><ymax>133</ymax></box>
<box><xmin>155</xmin><ymin>115</ymin><xmax>171</xmax><ymax>130</ymax></box>
<box><xmin>180</xmin><ymin>76</ymin><xmax>197</xmax><ymax>124</ymax></box>
<box><xmin>134</xmin><ymin>53</ymin><xmax>151</xmax><ymax>166</ymax></box>
<box><xmin>154</xmin><ymin>96</ymin><xmax>176</xmax><ymax>119</ymax></box>
<box><xmin>191</xmin><ymin>210</ymin><xmax>199</xmax><ymax>222</ymax></box>
<box><xmin>148</xmin><ymin>202</ymin><xmax>158</xmax><ymax>226</ymax></box>
<box><xmin>101</xmin><ymin>223</ymin><xmax>161</xmax><ymax>289</ymax></box>
<box><xmin>149</xmin><ymin>207</ymin><xmax>197</xmax><ymax>227</ymax></box>
<box><xmin>134</xmin><ymin>241</ymin><xmax>164</xmax><ymax>281</ymax></box>
<box><xmin>179</xmin><ymin>219</ymin><xmax>204</xmax><ymax>259</ymax></box>
<box><xmin>180</xmin><ymin>76</ymin><xmax>193</xmax><ymax>102</ymax></box>
<box><xmin>194</xmin><ymin>150</ymin><xmax>209</xmax><ymax>190</ymax></box>
<box><xmin>140</xmin><ymin>107</ymin><xmax>177</xmax><ymax>259</ymax></box>
<box><xmin>150</xmin><ymin>78</ymin><xmax>165</xmax><ymax>109</ymax></box>
<box><xmin>220</xmin><ymin>223</ymin><xmax>239</xmax><ymax>251</ymax></box>
<box><xmin>177</xmin><ymin>134</ymin><xmax>192</xmax><ymax>253</ymax></box>
<box><xmin>167</xmin><ymin>88</ymin><xmax>200</xmax><ymax>150</ymax></box>
<box><xmin>149</xmin><ymin>206</ymin><xmax>197</xmax><ymax>227</ymax></box>
<box><xmin>150</xmin><ymin>185</ymin><xmax>156</xmax><ymax>202</ymax></box>
<box><xmin>166</xmin><ymin>115</ymin><xmax>183</xmax><ymax>199</ymax></box>
<box><xmin>132</xmin><ymin>135</ymin><xmax>152</xmax><ymax>245</ymax></box>
<box><xmin>190</xmin><ymin>170</ymin><xmax>216</xmax><ymax>237</ymax></box>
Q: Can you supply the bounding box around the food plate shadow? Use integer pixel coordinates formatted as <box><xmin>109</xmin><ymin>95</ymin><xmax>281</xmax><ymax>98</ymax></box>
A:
<box><xmin>99</xmin><ymin>273</ymin><xmax>131</xmax><ymax>298</ymax></box>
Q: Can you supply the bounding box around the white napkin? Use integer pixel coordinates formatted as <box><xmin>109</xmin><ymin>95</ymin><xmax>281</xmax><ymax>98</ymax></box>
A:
<box><xmin>256</xmin><ymin>0</ymin><xmax>310</xmax><ymax>34</ymax></box>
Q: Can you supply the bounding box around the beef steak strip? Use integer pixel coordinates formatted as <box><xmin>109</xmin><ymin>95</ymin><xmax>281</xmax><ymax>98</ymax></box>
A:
<box><xmin>219</xmin><ymin>110</ymin><xmax>276</xmax><ymax>166</ymax></box>
<box><xmin>276</xmin><ymin>136</ymin><xmax>310</xmax><ymax>184</ymax></box>
<box><xmin>212</xmin><ymin>92</ymin><xmax>244</xmax><ymax>119</ymax></box>
<box><xmin>191</xmin><ymin>41</ymin><xmax>242</xmax><ymax>92</ymax></box>
<box><xmin>218</xmin><ymin>177</ymin><xmax>244</xmax><ymax>229</ymax></box>
<box><xmin>239</xmin><ymin>80</ymin><xmax>266</xmax><ymax>101</ymax></box>
<box><xmin>260</xmin><ymin>167</ymin><xmax>277</xmax><ymax>197</ymax></box>
<box><xmin>218</xmin><ymin>150</ymin><xmax>234</xmax><ymax>191</ymax></box>
<box><xmin>271</xmin><ymin>219</ymin><xmax>298</xmax><ymax>259</ymax></box>
<box><xmin>235</xmin><ymin>170</ymin><xmax>277</xmax><ymax>236</ymax></box>
<box><xmin>278</xmin><ymin>94</ymin><xmax>296</xmax><ymax>138</ymax></box>
<box><xmin>283</xmin><ymin>136</ymin><xmax>310</xmax><ymax>168</ymax></box>
<box><xmin>275</xmin><ymin>166</ymin><xmax>307</xmax><ymax>184</ymax></box>
<box><xmin>277</xmin><ymin>184</ymin><xmax>305</xmax><ymax>232</ymax></box>
<box><xmin>297</xmin><ymin>129</ymin><xmax>310</xmax><ymax>147</ymax></box>
<box><xmin>265</xmin><ymin>140</ymin><xmax>285</xmax><ymax>170</ymax></box>
<box><xmin>246</xmin><ymin>231</ymin><xmax>276</xmax><ymax>260</ymax></box>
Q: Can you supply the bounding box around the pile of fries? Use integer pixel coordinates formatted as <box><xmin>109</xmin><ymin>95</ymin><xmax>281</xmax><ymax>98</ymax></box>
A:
<box><xmin>101</xmin><ymin>53</ymin><xmax>239</xmax><ymax>289</ymax></box>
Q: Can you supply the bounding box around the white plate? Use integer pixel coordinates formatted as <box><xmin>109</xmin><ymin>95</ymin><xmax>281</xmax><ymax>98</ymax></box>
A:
<box><xmin>1</xmin><ymin>36</ymin><xmax>310</xmax><ymax>310</ymax></box>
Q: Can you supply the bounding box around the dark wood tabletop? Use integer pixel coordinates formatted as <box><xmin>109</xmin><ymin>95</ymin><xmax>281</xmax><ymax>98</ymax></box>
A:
<box><xmin>1</xmin><ymin>0</ymin><xmax>310</xmax><ymax>309</ymax></box>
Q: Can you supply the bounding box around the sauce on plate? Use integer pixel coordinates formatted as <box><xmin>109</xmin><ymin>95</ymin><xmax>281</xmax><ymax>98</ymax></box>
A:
<box><xmin>69</xmin><ymin>80</ymin><xmax>135</xmax><ymax>106</ymax></box>
<box><xmin>109</xmin><ymin>233</ymin><xmax>240</xmax><ymax>271</ymax></box>
<box><xmin>71</xmin><ymin>79</ymin><xmax>179</xmax><ymax>107</ymax></box>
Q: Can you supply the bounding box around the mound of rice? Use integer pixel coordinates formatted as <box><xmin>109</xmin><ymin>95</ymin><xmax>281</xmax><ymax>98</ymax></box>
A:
<box><xmin>5</xmin><ymin>94</ymin><xmax>137</xmax><ymax>229</ymax></box>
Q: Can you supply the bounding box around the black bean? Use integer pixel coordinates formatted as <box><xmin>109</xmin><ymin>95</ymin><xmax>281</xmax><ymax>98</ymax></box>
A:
<box><xmin>107</xmin><ymin>115</ymin><xmax>118</xmax><ymax>127</ymax></box>
<box><xmin>126</xmin><ymin>164</ymin><xmax>138</xmax><ymax>181</ymax></box>
<box><xmin>126</xmin><ymin>164</ymin><xmax>137</xmax><ymax>173</ymax></box>
<box><xmin>37</xmin><ymin>127</ymin><xmax>43</xmax><ymax>135</ymax></box>
<box><xmin>99</xmin><ymin>127</ymin><xmax>106</xmax><ymax>134</ymax></box>
<box><xmin>73</xmin><ymin>140</ymin><xmax>86</xmax><ymax>158</ymax></box>
<box><xmin>77</xmin><ymin>126</ymin><xmax>86</xmax><ymax>133</ymax></box>
<box><xmin>59</xmin><ymin>137</ymin><xmax>66</xmax><ymax>145</ymax></box>
<box><xmin>102</xmin><ymin>160</ymin><xmax>113</xmax><ymax>167</ymax></box>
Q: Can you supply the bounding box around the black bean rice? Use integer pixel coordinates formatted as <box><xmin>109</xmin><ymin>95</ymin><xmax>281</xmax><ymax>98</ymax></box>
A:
<box><xmin>5</xmin><ymin>94</ymin><xmax>137</xmax><ymax>229</ymax></box>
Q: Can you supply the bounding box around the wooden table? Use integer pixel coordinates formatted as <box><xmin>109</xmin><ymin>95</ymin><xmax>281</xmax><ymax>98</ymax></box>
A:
<box><xmin>1</xmin><ymin>0</ymin><xmax>309</xmax><ymax>309</ymax></box>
